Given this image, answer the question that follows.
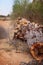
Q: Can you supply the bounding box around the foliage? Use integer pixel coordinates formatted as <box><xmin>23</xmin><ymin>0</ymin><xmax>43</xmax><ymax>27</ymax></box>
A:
<box><xmin>11</xmin><ymin>0</ymin><xmax>43</xmax><ymax>24</ymax></box>
<box><xmin>31</xmin><ymin>1</ymin><xmax>43</xmax><ymax>24</ymax></box>
<box><xmin>11</xmin><ymin>0</ymin><xmax>29</xmax><ymax>19</ymax></box>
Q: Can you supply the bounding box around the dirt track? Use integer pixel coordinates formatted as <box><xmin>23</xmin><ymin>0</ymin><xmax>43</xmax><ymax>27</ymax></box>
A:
<box><xmin>0</xmin><ymin>20</ymin><xmax>32</xmax><ymax>65</ymax></box>
<box><xmin>0</xmin><ymin>50</ymin><xmax>33</xmax><ymax>65</ymax></box>
<box><xmin>0</xmin><ymin>20</ymin><xmax>11</xmax><ymax>29</ymax></box>
<box><xmin>0</xmin><ymin>38</ymin><xmax>32</xmax><ymax>65</ymax></box>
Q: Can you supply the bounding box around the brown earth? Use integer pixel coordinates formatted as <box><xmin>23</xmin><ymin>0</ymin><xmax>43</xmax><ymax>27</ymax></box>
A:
<box><xmin>0</xmin><ymin>20</ymin><xmax>32</xmax><ymax>65</ymax></box>
<box><xmin>0</xmin><ymin>50</ymin><xmax>33</xmax><ymax>65</ymax></box>
<box><xmin>0</xmin><ymin>38</ymin><xmax>32</xmax><ymax>65</ymax></box>
<box><xmin>0</xmin><ymin>20</ymin><xmax>10</xmax><ymax>29</ymax></box>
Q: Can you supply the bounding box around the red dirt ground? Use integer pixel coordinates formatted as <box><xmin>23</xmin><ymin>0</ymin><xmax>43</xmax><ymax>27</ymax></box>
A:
<box><xmin>0</xmin><ymin>50</ymin><xmax>32</xmax><ymax>65</ymax></box>
<box><xmin>0</xmin><ymin>20</ymin><xmax>32</xmax><ymax>65</ymax></box>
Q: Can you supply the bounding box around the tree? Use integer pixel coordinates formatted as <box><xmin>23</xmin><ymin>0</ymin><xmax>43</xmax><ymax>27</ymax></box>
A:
<box><xmin>32</xmin><ymin>0</ymin><xmax>43</xmax><ymax>24</ymax></box>
<box><xmin>11</xmin><ymin>0</ymin><xmax>43</xmax><ymax>24</ymax></box>
<box><xmin>11</xmin><ymin>0</ymin><xmax>29</xmax><ymax>19</ymax></box>
<box><xmin>33</xmin><ymin>0</ymin><xmax>43</xmax><ymax>2</ymax></box>
<box><xmin>27</xmin><ymin>0</ymin><xmax>43</xmax><ymax>24</ymax></box>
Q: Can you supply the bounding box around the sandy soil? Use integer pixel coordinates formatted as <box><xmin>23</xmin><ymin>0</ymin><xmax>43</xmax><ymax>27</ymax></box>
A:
<box><xmin>0</xmin><ymin>20</ymin><xmax>11</xmax><ymax>29</ymax></box>
<box><xmin>0</xmin><ymin>20</ymin><xmax>32</xmax><ymax>65</ymax></box>
<box><xmin>0</xmin><ymin>50</ymin><xmax>32</xmax><ymax>65</ymax></box>
<box><xmin>0</xmin><ymin>39</ymin><xmax>32</xmax><ymax>65</ymax></box>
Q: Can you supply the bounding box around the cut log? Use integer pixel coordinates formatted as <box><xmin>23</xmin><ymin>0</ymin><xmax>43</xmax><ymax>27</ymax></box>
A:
<box><xmin>30</xmin><ymin>43</ymin><xmax>43</xmax><ymax>61</ymax></box>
